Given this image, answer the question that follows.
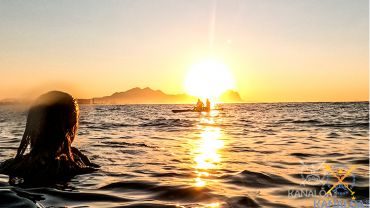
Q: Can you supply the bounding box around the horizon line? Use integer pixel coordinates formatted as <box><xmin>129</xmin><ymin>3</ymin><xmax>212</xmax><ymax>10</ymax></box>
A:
<box><xmin>0</xmin><ymin>86</ymin><xmax>368</xmax><ymax>104</ymax></box>
<box><xmin>0</xmin><ymin>98</ymin><xmax>370</xmax><ymax>106</ymax></box>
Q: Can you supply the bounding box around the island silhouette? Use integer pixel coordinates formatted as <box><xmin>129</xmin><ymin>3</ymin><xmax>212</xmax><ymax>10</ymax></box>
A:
<box><xmin>0</xmin><ymin>87</ymin><xmax>243</xmax><ymax>105</ymax></box>
<box><xmin>77</xmin><ymin>87</ymin><xmax>243</xmax><ymax>104</ymax></box>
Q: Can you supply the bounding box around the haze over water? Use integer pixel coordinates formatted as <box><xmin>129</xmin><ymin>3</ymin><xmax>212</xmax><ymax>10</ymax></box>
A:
<box><xmin>0</xmin><ymin>102</ymin><xmax>368</xmax><ymax>207</ymax></box>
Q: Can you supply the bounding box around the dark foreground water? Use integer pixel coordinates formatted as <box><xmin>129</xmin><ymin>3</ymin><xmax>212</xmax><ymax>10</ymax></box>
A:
<box><xmin>0</xmin><ymin>103</ymin><xmax>369</xmax><ymax>208</ymax></box>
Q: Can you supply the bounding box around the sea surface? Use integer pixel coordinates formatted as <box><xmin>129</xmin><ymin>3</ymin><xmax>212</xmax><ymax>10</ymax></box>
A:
<box><xmin>0</xmin><ymin>103</ymin><xmax>368</xmax><ymax>208</ymax></box>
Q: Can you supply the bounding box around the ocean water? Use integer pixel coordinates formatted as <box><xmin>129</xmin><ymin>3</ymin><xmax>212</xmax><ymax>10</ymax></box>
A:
<box><xmin>0</xmin><ymin>103</ymin><xmax>368</xmax><ymax>208</ymax></box>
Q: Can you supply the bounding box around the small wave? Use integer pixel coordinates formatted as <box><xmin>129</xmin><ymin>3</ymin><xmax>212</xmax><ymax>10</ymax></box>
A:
<box><xmin>100</xmin><ymin>180</ymin><xmax>157</xmax><ymax>190</ymax></box>
<box><xmin>11</xmin><ymin>188</ymin><xmax>45</xmax><ymax>202</ymax></box>
<box><xmin>102</xmin><ymin>123</ymin><xmax>137</xmax><ymax>128</ymax></box>
<box><xmin>0</xmin><ymin>188</ymin><xmax>36</xmax><ymax>207</ymax></box>
<box><xmin>93</xmin><ymin>141</ymin><xmax>152</xmax><ymax>149</ymax></box>
<box><xmin>290</xmin><ymin>152</ymin><xmax>315</xmax><ymax>158</ymax></box>
<box><xmin>326</xmin><ymin>132</ymin><xmax>340</xmax><ymax>138</ymax></box>
<box><xmin>151</xmin><ymin>172</ymin><xmax>189</xmax><ymax>178</ymax></box>
<box><xmin>84</xmin><ymin>122</ymin><xmax>137</xmax><ymax>130</ymax></box>
<box><xmin>198</xmin><ymin>122</ymin><xmax>230</xmax><ymax>128</ymax></box>
<box><xmin>282</xmin><ymin>119</ymin><xmax>369</xmax><ymax>129</ymax></box>
<box><xmin>324</xmin><ymin>152</ymin><xmax>344</xmax><ymax>157</ymax></box>
<box><xmin>36</xmin><ymin>188</ymin><xmax>132</xmax><ymax>203</ymax></box>
<box><xmin>278</xmin><ymin>118</ymin><xmax>294</xmax><ymax>123</ymax></box>
<box><xmin>318</xmin><ymin>122</ymin><xmax>369</xmax><ymax>128</ymax></box>
<box><xmin>100</xmin><ymin>181</ymin><xmax>217</xmax><ymax>202</ymax></box>
<box><xmin>79</xmin><ymin>120</ymin><xmax>94</xmax><ymax>125</ymax></box>
<box><xmin>256</xmin><ymin>197</ymin><xmax>295</xmax><ymax>208</ymax></box>
<box><xmin>120</xmin><ymin>203</ymin><xmax>177</xmax><ymax>208</ymax></box>
<box><xmin>348</xmin><ymin>157</ymin><xmax>369</xmax><ymax>165</ymax></box>
<box><xmin>226</xmin><ymin>196</ymin><xmax>260</xmax><ymax>207</ymax></box>
<box><xmin>222</xmin><ymin>170</ymin><xmax>294</xmax><ymax>188</ymax></box>
<box><xmin>3</xmin><ymin>187</ymin><xmax>133</xmax><ymax>207</ymax></box>
<box><xmin>118</xmin><ymin>149</ymin><xmax>142</xmax><ymax>155</ymax></box>
<box><xmin>292</xmin><ymin>119</ymin><xmax>322</xmax><ymax>124</ymax></box>
<box><xmin>152</xmin><ymin>186</ymin><xmax>216</xmax><ymax>202</ymax></box>
<box><xmin>140</xmin><ymin>118</ymin><xmax>195</xmax><ymax>128</ymax></box>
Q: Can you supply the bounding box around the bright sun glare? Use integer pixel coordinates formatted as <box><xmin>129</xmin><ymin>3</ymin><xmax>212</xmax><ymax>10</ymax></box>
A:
<box><xmin>184</xmin><ymin>59</ymin><xmax>235</xmax><ymax>100</ymax></box>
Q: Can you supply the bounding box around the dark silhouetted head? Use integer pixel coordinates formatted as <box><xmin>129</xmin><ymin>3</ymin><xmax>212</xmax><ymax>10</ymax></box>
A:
<box><xmin>16</xmin><ymin>91</ymin><xmax>79</xmax><ymax>161</ymax></box>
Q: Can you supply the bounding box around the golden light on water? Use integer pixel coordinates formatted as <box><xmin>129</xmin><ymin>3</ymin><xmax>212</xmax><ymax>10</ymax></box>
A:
<box><xmin>192</xmin><ymin>125</ymin><xmax>224</xmax><ymax>188</ymax></box>
<box><xmin>177</xmin><ymin>202</ymin><xmax>220</xmax><ymax>208</ymax></box>
<box><xmin>205</xmin><ymin>202</ymin><xmax>221</xmax><ymax>208</ymax></box>
<box><xmin>195</xmin><ymin>127</ymin><xmax>223</xmax><ymax>169</ymax></box>
<box><xmin>194</xmin><ymin>176</ymin><xmax>206</xmax><ymax>187</ymax></box>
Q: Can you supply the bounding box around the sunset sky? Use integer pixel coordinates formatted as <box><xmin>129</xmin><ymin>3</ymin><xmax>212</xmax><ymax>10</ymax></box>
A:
<box><xmin>0</xmin><ymin>0</ymin><xmax>368</xmax><ymax>102</ymax></box>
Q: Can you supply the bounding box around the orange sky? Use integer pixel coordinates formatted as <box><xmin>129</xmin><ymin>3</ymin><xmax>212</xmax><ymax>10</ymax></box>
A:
<box><xmin>0</xmin><ymin>0</ymin><xmax>368</xmax><ymax>102</ymax></box>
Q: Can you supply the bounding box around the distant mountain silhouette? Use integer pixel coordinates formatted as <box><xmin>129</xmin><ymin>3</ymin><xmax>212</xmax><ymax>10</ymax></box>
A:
<box><xmin>219</xmin><ymin>90</ymin><xmax>243</xmax><ymax>102</ymax></box>
<box><xmin>90</xmin><ymin>87</ymin><xmax>192</xmax><ymax>104</ymax></box>
<box><xmin>78</xmin><ymin>87</ymin><xmax>243</xmax><ymax>104</ymax></box>
<box><xmin>0</xmin><ymin>98</ymin><xmax>20</xmax><ymax>105</ymax></box>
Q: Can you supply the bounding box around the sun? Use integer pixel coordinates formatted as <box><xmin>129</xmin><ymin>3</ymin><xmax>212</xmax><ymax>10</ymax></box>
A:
<box><xmin>184</xmin><ymin>59</ymin><xmax>235</xmax><ymax>100</ymax></box>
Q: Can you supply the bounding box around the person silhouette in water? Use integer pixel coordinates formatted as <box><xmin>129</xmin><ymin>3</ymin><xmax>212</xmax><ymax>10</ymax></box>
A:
<box><xmin>195</xmin><ymin>98</ymin><xmax>204</xmax><ymax>111</ymax></box>
<box><xmin>205</xmin><ymin>98</ymin><xmax>211</xmax><ymax>112</ymax></box>
<box><xmin>0</xmin><ymin>91</ymin><xmax>99</xmax><ymax>184</ymax></box>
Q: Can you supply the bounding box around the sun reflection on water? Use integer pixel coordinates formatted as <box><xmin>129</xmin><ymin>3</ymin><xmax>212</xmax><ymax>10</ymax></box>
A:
<box><xmin>192</xmin><ymin>115</ymin><xmax>224</xmax><ymax>188</ymax></box>
<box><xmin>176</xmin><ymin>202</ymin><xmax>220</xmax><ymax>208</ymax></box>
<box><xmin>194</xmin><ymin>128</ymin><xmax>223</xmax><ymax>170</ymax></box>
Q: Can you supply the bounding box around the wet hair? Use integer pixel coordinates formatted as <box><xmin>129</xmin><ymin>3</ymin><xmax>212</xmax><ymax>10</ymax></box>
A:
<box><xmin>0</xmin><ymin>91</ymin><xmax>98</xmax><ymax>183</ymax></box>
<box><xmin>16</xmin><ymin>91</ymin><xmax>79</xmax><ymax>161</ymax></box>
